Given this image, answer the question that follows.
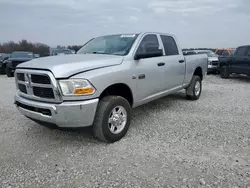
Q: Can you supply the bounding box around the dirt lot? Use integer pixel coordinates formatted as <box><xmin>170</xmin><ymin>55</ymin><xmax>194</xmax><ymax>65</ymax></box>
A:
<box><xmin>0</xmin><ymin>74</ymin><xmax>249</xmax><ymax>188</ymax></box>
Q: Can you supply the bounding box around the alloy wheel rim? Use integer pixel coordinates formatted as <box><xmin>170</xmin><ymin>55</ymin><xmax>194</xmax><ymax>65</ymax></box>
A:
<box><xmin>108</xmin><ymin>106</ymin><xmax>127</xmax><ymax>134</ymax></box>
<box><xmin>194</xmin><ymin>81</ymin><xmax>201</xmax><ymax>96</ymax></box>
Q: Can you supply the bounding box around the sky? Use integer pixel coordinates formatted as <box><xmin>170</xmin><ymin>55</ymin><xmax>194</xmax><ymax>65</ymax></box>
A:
<box><xmin>0</xmin><ymin>0</ymin><xmax>249</xmax><ymax>48</ymax></box>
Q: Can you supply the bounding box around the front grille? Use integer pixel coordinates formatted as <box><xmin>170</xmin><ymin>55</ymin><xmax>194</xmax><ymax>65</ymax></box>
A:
<box><xmin>212</xmin><ymin>61</ymin><xmax>218</xmax><ymax>65</ymax></box>
<box><xmin>15</xmin><ymin>70</ymin><xmax>61</xmax><ymax>102</ymax></box>
<box><xmin>31</xmin><ymin>74</ymin><xmax>51</xmax><ymax>84</ymax></box>
<box><xmin>18</xmin><ymin>83</ymin><xmax>27</xmax><ymax>94</ymax></box>
<box><xmin>33</xmin><ymin>87</ymin><xmax>54</xmax><ymax>99</ymax></box>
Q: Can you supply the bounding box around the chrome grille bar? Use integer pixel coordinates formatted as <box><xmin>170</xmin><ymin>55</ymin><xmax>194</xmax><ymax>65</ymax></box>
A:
<box><xmin>14</xmin><ymin>69</ymin><xmax>62</xmax><ymax>103</ymax></box>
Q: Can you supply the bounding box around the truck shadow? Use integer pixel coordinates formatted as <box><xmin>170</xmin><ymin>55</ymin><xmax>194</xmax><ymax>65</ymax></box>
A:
<box><xmin>229</xmin><ymin>74</ymin><xmax>250</xmax><ymax>83</ymax></box>
<box><xmin>33</xmin><ymin>91</ymin><xmax>187</xmax><ymax>143</ymax></box>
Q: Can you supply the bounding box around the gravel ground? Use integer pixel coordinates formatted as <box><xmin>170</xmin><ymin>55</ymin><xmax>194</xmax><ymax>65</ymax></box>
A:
<box><xmin>0</xmin><ymin>74</ymin><xmax>249</xmax><ymax>188</ymax></box>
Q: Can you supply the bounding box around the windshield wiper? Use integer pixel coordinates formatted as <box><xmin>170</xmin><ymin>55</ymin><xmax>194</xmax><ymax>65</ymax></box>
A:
<box><xmin>91</xmin><ymin>52</ymin><xmax>109</xmax><ymax>54</ymax></box>
<box><xmin>83</xmin><ymin>52</ymin><xmax>118</xmax><ymax>55</ymax></box>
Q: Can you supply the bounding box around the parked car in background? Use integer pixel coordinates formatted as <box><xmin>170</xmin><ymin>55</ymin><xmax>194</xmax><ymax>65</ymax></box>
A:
<box><xmin>5</xmin><ymin>51</ymin><xmax>35</xmax><ymax>77</ymax></box>
<box><xmin>195</xmin><ymin>50</ymin><xmax>219</xmax><ymax>73</ymax></box>
<box><xmin>51</xmin><ymin>48</ymin><xmax>73</xmax><ymax>56</ymax></box>
<box><xmin>34</xmin><ymin>54</ymin><xmax>40</xmax><ymax>58</ymax></box>
<box><xmin>14</xmin><ymin>32</ymin><xmax>208</xmax><ymax>143</ymax></box>
<box><xmin>0</xmin><ymin>53</ymin><xmax>11</xmax><ymax>74</ymax></box>
<box><xmin>219</xmin><ymin>45</ymin><xmax>250</xmax><ymax>78</ymax></box>
<box><xmin>183</xmin><ymin>50</ymin><xmax>218</xmax><ymax>74</ymax></box>
<box><xmin>0</xmin><ymin>53</ymin><xmax>5</xmax><ymax>74</ymax></box>
<box><xmin>215</xmin><ymin>48</ymin><xmax>236</xmax><ymax>57</ymax></box>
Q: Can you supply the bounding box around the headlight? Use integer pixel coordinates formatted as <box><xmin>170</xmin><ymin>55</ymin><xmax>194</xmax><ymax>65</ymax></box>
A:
<box><xmin>58</xmin><ymin>79</ymin><xmax>95</xmax><ymax>96</ymax></box>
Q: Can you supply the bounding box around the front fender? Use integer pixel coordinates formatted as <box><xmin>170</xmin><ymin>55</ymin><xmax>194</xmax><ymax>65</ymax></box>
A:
<box><xmin>69</xmin><ymin>63</ymin><xmax>136</xmax><ymax>101</ymax></box>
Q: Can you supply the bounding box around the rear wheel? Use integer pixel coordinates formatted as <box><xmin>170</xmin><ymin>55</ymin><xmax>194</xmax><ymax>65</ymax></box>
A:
<box><xmin>93</xmin><ymin>96</ymin><xmax>132</xmax><ymax>143</ymax></box>
<box><xmin>186</xmin><ymin>75</ymin><xmax>202</xmax><ymax>100</ymax></box>
<box><xmin>6</xmin><ymin>66</ymin><xmax>13</xmax><ymax>77</ymax></box>
<box><xmin>220</xmin><ymin>66</ymin><xmax>230</xmax><ymax>79</ymax></box>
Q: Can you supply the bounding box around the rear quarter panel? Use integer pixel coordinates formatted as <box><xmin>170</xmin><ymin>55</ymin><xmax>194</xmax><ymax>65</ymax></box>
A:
<box><xmin>183</xmin><ymin>54</ymin><xmax>208</xmax><ymax>86</ymax></box>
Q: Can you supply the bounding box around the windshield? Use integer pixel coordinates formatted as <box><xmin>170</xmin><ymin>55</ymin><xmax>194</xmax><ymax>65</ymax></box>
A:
<box><xmin>230</xmin><ymin>50</ymin><xmax>236</xmax><ymax>55</ymax></box>
<box><xmin>77</xmin><ymin>34</ymin><xmax>139</xmax><ymax>56</ymax></box>
<box><xmin>197</xmin><ymin>51</ymin><xmax>217</xmax><ymax>57</ymax></box>
<box><xmin>11</xmin><ymin>52</ymin><xmax>33</xmax><ymax>58</ymax></box>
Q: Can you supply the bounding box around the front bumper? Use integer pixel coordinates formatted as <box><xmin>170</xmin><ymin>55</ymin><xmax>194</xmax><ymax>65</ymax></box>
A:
<box><xmin>14</xmin><ymin>94</ymin><xmax>99</xmax><ymax>128</ymax></box>
<box><xmin>208</xmin><ymin>65</ymin><xmax>219</xmax><ymax>71</ymax></box>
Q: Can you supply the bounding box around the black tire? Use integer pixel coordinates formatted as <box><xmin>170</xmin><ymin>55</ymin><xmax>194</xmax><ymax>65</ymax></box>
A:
<box><xmin>220</xmin><ymin>66</ymin><xmax>230</xmax><ymax>79</ymax></box>
<box><xmin>0</xmin><ymin>63</ymin><xmax>5</xmax><ymax>74</ymax></box>
<box><xmin>186</xmin><ymin>75</ymin><xmax>202</xmax><ymax>100</ymax></box>
<box><xmin>93</xmin><ymin>96</ymin><xmax>132</xmax><ymax>143</ymax></box>
<box><xmin>6</xmin><ymin>66</ymin><xmax>13</xmax><ymax>77</ymax></box>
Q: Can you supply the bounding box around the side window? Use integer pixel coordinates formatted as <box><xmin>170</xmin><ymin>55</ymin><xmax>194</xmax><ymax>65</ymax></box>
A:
<box><xmin>136</xmin><ymin>34</ymin><xmax>159</xmax><ymax>53</ymax></box>
<box><xmin>160</xmin><ymin>35</ymin><xmax>179</xmax><ymax>56</ymax></box>
<box><xmin>235</xmin><ymin>47</ymin><xmax>248</xmax><ymax>56</ymax></box>
<box><xmin>216</xmin><ymin>50</ymin><xmax>223</xmax><ymax>55</ymax></box>
<box><xmin>247</xmin><ymin>47</ymin><xmax>250</xmax><ymax>56</ymax></box>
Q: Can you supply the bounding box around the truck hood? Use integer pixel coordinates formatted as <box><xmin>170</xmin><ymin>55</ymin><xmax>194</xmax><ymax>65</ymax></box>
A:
<box><xmin>17</xmin><ymin>54</ymin><xmax>124</xmax><ymax>78</ymax></box>
<box><xmin>218</xmin><ymin>56</ymin><xmax>233</xmax><ymax>62</ymax></box>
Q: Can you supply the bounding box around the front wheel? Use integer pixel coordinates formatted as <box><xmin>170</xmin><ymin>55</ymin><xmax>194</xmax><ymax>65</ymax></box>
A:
<box><xmin>220</xmin><ymin>66</ymin><xmax>230</xmax><ymax>79</ymax></box>
<box><xmin>6</xmin><ymin>66</ymin><xmax>13</xmax><ymax>77</ymax></box>
<box><xmin>186</xmin><ymin>75</ymin><xmax>202</xmax><ymax>100</ymax></box>
<box><xmin>93</xmin><ymin>96</ymin><xmax>132</xmax><ymax>143</ymax></box>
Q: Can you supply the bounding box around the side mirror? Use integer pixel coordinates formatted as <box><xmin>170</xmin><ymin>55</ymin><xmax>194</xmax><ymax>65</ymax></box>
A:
<box><xmin>134</xmin><ymin>44</ymin><xmax>163</xmax><ymax>60</ymax></box>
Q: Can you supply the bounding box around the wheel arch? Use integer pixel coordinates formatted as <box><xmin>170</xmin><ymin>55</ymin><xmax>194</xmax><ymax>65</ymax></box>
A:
<box><xmin>193</xmin><ymin>66</ymin><xmax>203</xmax><ymax>80</ymax></box>
<box><xmin>99</xmin><ymin>83</ymin><xmax>134</xmax><ymax>106</ymax></box>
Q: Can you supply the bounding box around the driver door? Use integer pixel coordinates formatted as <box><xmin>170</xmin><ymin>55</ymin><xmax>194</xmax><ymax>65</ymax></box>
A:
<box><xmin>133</xmin><ymin>34</ymin><xmax>166</xmax><ymax>103</ymax></box>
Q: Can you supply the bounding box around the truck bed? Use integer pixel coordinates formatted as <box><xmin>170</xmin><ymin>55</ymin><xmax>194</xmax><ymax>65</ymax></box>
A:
<box><xmin>184</xmin><ymin>54</ymin><xmax>208</xmax><ymax>85</ymax></box>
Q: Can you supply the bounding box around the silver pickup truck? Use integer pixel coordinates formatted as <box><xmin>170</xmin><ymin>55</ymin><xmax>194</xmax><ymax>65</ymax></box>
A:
<box><xmin>14</xmin><ymin>32</ymin><xmax>208</xmax><ymax>143</ymax></box>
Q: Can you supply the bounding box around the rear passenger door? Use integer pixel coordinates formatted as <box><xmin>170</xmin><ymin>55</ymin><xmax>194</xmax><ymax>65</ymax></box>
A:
<box><xmin>159</xmin><ymin>35</ymin><xmax>185</xmax><ymax>90</ymax></box>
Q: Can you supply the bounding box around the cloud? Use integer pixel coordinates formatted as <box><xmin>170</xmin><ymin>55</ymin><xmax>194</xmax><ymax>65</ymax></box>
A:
<box><xmin>129</xmin><ymin>16</ymin><xmax>138</xmax><ymax>21</ymax></box>
<box><xmin>0</xmin><ymin>0</ymin><xmax>249</xmax><ymax>48</ymax></box>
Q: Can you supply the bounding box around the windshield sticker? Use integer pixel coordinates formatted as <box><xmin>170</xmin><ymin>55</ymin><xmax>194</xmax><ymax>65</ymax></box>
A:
<box><xmin>120</xmin><ymin>34</ymin><xmax>136</xmax><ymax>38</ymax></box>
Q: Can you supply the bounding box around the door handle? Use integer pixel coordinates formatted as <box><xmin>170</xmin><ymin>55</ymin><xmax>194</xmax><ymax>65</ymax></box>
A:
<box><xmin>138</xmin><ymin>74</ymin><xmax>145</xmax><ymax>79</ymax></box>
<box><xmin>157</xmin><ymin>62</ymin><xmax>165</xmax><ymax>66</ymax></box>
<box><xmin>179</xmin><ymin>59</ymin><xmax>185</xmax><ymax>63</ymax></box>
